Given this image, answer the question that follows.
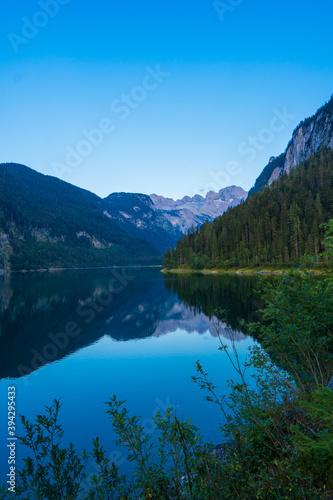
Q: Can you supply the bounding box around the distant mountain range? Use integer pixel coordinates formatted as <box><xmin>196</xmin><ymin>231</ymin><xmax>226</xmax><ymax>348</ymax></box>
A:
<box><xmin>150</xmin><ymin>186</ymin><xmax>247</xmax><ymax>233</ymax></box>
<box><xmin>3</xmin><ymin>95</ymin><xmax>331</xmax><ymax>272</ymax></box>
<box><xmin>103</xmin><ymin>192</ymin><xmax>182</xmax><ymax>253</ymax></box>
<box><xmin>0</xmin><ymin>163</ymin><xmax>246</xmax><ymax>272</ymax></box>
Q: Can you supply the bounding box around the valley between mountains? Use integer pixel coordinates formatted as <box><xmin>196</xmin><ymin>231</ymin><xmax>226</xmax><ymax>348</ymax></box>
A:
<box><xmin>0</xmin><ymin>95</ymin><xmax>332</xmax><ymax>273</ymax></box>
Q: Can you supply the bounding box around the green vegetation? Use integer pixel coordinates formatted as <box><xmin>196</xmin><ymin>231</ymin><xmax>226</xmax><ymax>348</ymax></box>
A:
<box><xmin>164</xmin><ymin>149</ymin><xmax>333</xmax><ymax>270</ymax></box>
<box><xmin>1</xmin><ymin>224</ymin><xmax>333</xmax><ymax>499</ymax></box>
<box><xmin>0</xmin><ymin>163</ymin><xmax>161</xmax><ymax>271</ymax></box>
<box><xmin>1</xmin><ymin>228</ymin><xmax>332</xmax><ymax>498</ymax></box>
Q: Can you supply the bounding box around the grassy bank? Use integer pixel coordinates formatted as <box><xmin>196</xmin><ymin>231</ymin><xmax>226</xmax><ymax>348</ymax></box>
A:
<box><xmin>162</xmin><ymin>267</ymin><xmax>327</xmax><ymax>275</ymax></box>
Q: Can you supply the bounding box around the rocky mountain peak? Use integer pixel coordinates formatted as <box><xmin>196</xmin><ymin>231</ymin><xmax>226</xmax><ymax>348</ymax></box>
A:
<box><xmin>249</xmin><ymin>95</ymin><xmax>333</xmax><ymax>195</ymax></box>
<box><xmin>150</xmin><ymin>186</ymin><xmax>247</xmax><ymax>234</ymax></box>
<box><xmin>282</xmin><ymin>97</ymin><xmax>333</xmax><ymax>177</ymax></box>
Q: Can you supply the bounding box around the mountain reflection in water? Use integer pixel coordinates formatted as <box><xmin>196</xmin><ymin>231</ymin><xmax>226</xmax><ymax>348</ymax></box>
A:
<box><xmin>0</xmin><ymin>269</ymin><xmax>262</xmax><ymax>379</ymax></box>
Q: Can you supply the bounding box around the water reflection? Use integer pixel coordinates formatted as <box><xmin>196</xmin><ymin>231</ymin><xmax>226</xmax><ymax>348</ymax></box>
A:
<box><xmin>164</xmin><ymin>273</ymin><xmax>263</xmax><ymax>332</ymax></box>
<box><xmin>0</xmin><ymin>269</ymin><xmax>261</xmax><ymax>379</ymax></box>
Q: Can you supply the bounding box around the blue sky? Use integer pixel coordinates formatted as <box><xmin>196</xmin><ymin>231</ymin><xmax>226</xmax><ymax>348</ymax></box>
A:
<box><xmin>1</xmin><ymin>0</ymin><xmax>333</xmax><ymax>199</ymax></box>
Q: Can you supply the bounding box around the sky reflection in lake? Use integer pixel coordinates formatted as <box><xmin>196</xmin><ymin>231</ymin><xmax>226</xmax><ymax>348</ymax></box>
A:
<box><xmin>0</xmin><ymin>269</ymin><xmax>260</xmax><ymax>481</ymax></box>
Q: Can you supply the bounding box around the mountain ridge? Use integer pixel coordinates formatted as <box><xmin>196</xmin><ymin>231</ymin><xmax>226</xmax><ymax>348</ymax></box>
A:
<box><xmin>0</xmin><ymin>163</ymin><xmax>162</xmax><ymax>271</ymax></box>
<box><xmin>0</xmin><ymin>163</ymin><xmax>249</xmax><ymax>272</ymax></box>
<box><xmin>103</xmin><ymin>192</ymin><xmax>182</xmax><ymax>252</ymax></box>
<box><xmin>249</xmin><ymin>95</ymin><xmax>333</xmax><ymax>195</ymax></box>
<box><xmin>164</xmin><ymin>94</ymin><xmax>333</xmax><ymax>269</ymax></box>
<box><xmin>150</xmin><ymin>186</ymin><xmax>248</xmax><ymax>233</ymax></box>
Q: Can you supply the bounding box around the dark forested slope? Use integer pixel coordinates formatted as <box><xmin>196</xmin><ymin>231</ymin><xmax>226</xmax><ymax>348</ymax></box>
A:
<box><xmin>165</xmin><ymin>149</ymin><xmax>333</xmax><ymax>269</ymax></box>
<box><xmin>0</xmin><ymin>163</ymin><xmax>161</xmax><ymax>271</ymax></box>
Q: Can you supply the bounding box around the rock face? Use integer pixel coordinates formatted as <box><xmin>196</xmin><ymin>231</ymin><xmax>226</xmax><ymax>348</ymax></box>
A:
<box><xmin>0</xmin><ymin>231</ymin><xmax>12</xmax><ymax>273</ymax></box>
<box><xmin>250</xmin><ymin>96</ymin><xmax>333</xmax><ymax>195</ymax></box>
<box><xmin>103</xmin><ymin>186</ymin><xmax>247</xmax><ymax>248</ymax></box>
<box><xmin>103</xmin><ymin>192</ymin><xmax>182</xmax><ymax>253</ymax></box>
<box><xmin>282</xmin><ymin>99</ymin><xmax>333</xmax><ymax>177</ymax></box>
<box><xmin>150</xmin><ymin>186</ymin><xmax>248</xmax><ymax>234</ymax></box>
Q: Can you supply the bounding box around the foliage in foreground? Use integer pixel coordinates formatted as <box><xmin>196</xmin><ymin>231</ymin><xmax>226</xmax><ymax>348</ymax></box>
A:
<box><xmin>1</xmin><ymin>225</ymin><xmax>333</xmax><ymax>499</ymax></box>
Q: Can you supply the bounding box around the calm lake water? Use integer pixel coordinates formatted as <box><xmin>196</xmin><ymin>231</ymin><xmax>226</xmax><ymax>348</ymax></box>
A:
<box><xmin>0</xmin><ymin>268</ymin><xmax>262</xmax><ymax>483</ymax></box>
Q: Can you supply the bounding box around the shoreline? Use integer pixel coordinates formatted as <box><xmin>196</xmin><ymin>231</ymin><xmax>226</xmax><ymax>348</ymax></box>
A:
<box><xmin>1</xmin><ymin>265</ymin><xmax>163</xmax><ymax>275</ymax></box>
<box><xmin>1</xmin><ymin>265</ymin><xmax>329</xmax><ymax>276</ymax></box>
<box><xmin>162</xmin><ymin>267</ymin><xmax>328</xmax><ymax>276</ymax></box>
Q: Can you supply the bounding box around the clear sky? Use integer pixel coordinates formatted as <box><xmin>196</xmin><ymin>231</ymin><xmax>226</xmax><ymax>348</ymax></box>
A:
<box><xmin>1</xmin><ymin>0</ymin><xmax>332</xmax><ymax>199</ymax></box>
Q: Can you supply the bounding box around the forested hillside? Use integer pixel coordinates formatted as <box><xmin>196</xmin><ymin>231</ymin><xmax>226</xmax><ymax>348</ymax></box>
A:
<box><xmin>164</xmin><ymin>148</ymin><xmax>333</xmax><ymax>269</ymax></box>
<box><xmin>0</xmin><ymin>163</ymin><xmax>161</xmax><ymax>271</ymax></box>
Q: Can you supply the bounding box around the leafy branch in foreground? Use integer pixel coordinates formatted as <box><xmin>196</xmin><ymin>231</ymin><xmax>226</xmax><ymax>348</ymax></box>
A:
<box><xmin>191</xmin><ymin>240</ymin><xmax>333</xmax><ymax>498</ymax></box>
<box><xmin>192</xmin><ymin>310</ymin><xmax>333</xmax><ymax>497</ymax></box>
<box><xmin>106</xmin><ymin>396</ymin><xmax>222</xmax><ymax>500</ymax></box>
<box><xmin>0</xmin><ymin>400</ymin><xmax>129</xmax><ymax>500</ymax></box>
<box><xmin>248</xmin><ymin>269</ymin><xmax>333</xmax><ymax>389</ymax></box>
<box><xmin>17</xmin><ymin>399</ymin><xmax>88</xmax><ymax>499</ymax></box>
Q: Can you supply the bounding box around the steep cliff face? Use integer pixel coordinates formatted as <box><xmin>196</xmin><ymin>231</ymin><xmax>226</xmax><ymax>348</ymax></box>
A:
<box><xmin>268</xmin><ymin>96</ymin><xmax>333</xmax><ymax>186</ymax></box>
<box><xmin>249</xmin><ymin>96</ymin><xmax>333</xmax><ymax>196</ymax></box>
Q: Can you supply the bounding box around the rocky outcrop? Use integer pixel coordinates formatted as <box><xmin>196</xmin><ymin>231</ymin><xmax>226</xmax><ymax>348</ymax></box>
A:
<box><xmin>151</xmin><ymin>186</ymin><xmax>248</xmax><ymax>234</ymax></box>
<box><xmin>270</xmin><ymin>97</ymin><xmax>333</xmax><ymax>185</ymax></box>
<box><xmin>103</xmin><ymin>192</ymin><xmax>182</xmax><ymax>252</ymax></box>
<box><xmin>158</xmin><ymin>208</ymin><xmax>208</xmax><ymax>234</ymax></box>
<box><xmin>283</xmin><ymin>113</ymin><xmax>332</xmax><ymax>174</ymax></box>
<box><xmin>0</xmin><ymin>231</ymin><xmax>12</xmax><ymax>273</ymax></box>
<box><xmin>249</xmin><ymin>96</ymin><xmax>333</xmax><ymax>195</ymax></box>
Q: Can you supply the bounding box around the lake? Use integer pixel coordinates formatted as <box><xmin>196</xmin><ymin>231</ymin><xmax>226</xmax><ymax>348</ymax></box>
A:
<box><xmin>0</xmin><ymin>268</ymin><xmax>262</xmax><ymax>484</ymax></box>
